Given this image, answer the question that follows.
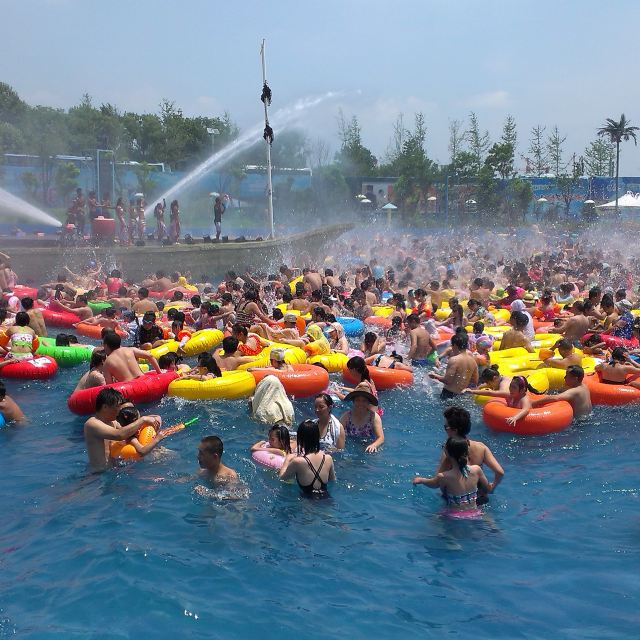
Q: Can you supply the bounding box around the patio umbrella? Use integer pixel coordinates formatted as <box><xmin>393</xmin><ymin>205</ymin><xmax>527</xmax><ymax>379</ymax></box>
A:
<box><xmin>382</xmin><ymin>202</ymin><xmax>398</xmax><ymax>225</ymax></box>
<box><xmin>597</xmin><ymin>191</ymin><xmax>640</xmax><ymax>208</ymax></box>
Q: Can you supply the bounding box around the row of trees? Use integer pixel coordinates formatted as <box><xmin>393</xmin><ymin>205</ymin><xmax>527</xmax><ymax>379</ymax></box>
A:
<box><xmin>0</xmin><ymin>80</ymin><xmax>636</xmax><ymax>220</ymax></box>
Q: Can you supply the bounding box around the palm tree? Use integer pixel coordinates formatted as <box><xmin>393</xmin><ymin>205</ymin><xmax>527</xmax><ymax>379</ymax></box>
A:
<box><xmin>598</xmin><ymin>114</ymin><xmax>639</xmax><ymax>215</ymax></box>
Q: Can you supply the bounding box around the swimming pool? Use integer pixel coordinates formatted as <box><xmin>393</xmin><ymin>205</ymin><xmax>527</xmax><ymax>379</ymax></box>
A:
<box><xmin>0</xmin><ymin>363</ymin><xmax>637</xmax><ymax>639</ymax></box>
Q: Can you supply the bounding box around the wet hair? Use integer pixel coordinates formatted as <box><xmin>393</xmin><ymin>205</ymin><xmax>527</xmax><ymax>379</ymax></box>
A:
<box><xmin>510</xmin><ymin>375</ymin><xmax>528</xmax><ymax>393</ymax></box>
<box><xmin>171</xmin><ymin>290</ymin><xmax>184</xmax><ymax>301</ymax></box>
<box><xmin>406</xmin><ymin>313</ymin><xmax>420</xmax><ymax>325</ymax></box>
<box><xmin>390</xmin><ymin>350</ymin><xmax>403</xmax><ymax>363</ymax></box>
<box><xmin>272</xmin><ymin>308</ymin><xmax>284</xmax><ymax>321</ymax></box>
<box><xmin>0</xmin><ymin>380</ymin><xmax>5</xmax><ymax>400</ymax></box>
<box><xmin>443</xmin><ymin>405</ymin><xmax>471</xmax><ymax>436</ymax></box>
<box><xmin>451</xmin><ymin>333</ymin><xmax>468</xmax><ymax>350</ymax></box>
<box><xmin>21</xmin><ymin>296</ymin><xmax>34</xmax><ymax>310</ymax></box>
<box><xmin>14</xmin><ymin>311</ymin><xmax>29</xmax><ymax>327</ymax></box>
<box><xmin>222</xmin><ymin>336</ymin><xmax>239</xmax><ymax>354</ymax></box>
<box><xmin>156</xmin><ymin>301</ymin><xmax>165</xmax><ymax>312</ymax></box>
<box><xmin>117</xmin><ymin>405</ymin><xmax>140</xmax><ymax>427</ymax></box>
<box><xmin>472</xmin><ymin>321</ymin><xmax>485</xmax><ymax>334</ymax></box>
<box><xmin>167</xmin><ymin>308</ymin><xmax>178</xmax><ymax>321</ymax></box>
<box><xmin>103</xmin><ymin>332</ymin><xmax>122</xmax><ymax>351</ymax></box>
<box><xmin>118</xmin><ymin>286</ymin><xmax>128</xmax><ymax>296</ymax></box>
<box><xmin>479</xmin><ymin>365</ymin><xmax>500</xmax><ymax>384</ymax></box>
<box><xmin>572</xmin><ymin>301</ymin><xmax>585</xmax><ymax>314</ymax></box>
<box><xmin>190</xmin><ymin>295</ymin><xmax>201</xmax><ymax>307</ymax></box>
<box><xmin>268</xmin><ymin>423</ymin><xmax>292</xmax><ymax>454</ymax></box>
<box><xmin>565</xmin><ymin>364</ymin><xmax>584</xmax><ymax>382</ymax></box>
<box><xmin>104</xmin><ymin>307</ymin><xmax>116</xmax><ymax>318</ymax></box>
<box><xmin>200</xmin><ymin>435</ymin><xmax>223</xmax><ymax>456</ymax></box>
<box><xmin>364</xmin><ymin>331</ymin><xmax>377</xmax><ymax>346</ymax></box>
<box><xmin>510</xmin><ymin>311</ymin><xmax>528</xmax><ymax>330</ymax></box>
<box><xmin>89</xmin><ymin>349</ymin><xmax>106</xmax><ymax>371</ymax></box>
<box><xmin>556</xmin><ymin>338</ymin><xmax>573</xmax><ymax>351</ymax></box>
<box><xmin>296</xmin><ymin>419</ymin><xmax>321</xmax><ymax>455</ymax></box>
<box><xmin>138</xmin><ymin>287</ymin><xmax>149</xmax><ymax>299</ymax></box>
<box><xmin>610</xmin><ymin>347</ymin><xmax>627</xmax><ymax>365</ymax></box>
<box><xmin>95</xmin><ymin>387</ymin><xmax>124</xmax><ymax>411</ymax></box>
<box><xmin>346</xmin><ymin>355</ymin><xmax>370</xmax><ymax>381</ymax></box>
<box><xmin>197</xmin><ymin>353</ymin><xmax>222</xmax><ymax>376</ymax></box>
<box><xmin>445</xmin><ymin>436</ymin><xmax>470</xmax><ymax>474</ymax></box>
<box><xmin>232</xmin><ymin>323</ymin><xmax>248</xmax><ymax>338</ymax></box>
<box><xmin>68</xmin><ymin>335</ymin><xmax>78</xmax><ymax>344</ymax></box>
<box><xmin>55</xmin><ymin>333</ymin><xmax>70</xmax><ymax>346</ymax></box>
<box><xmin>110</xmin><ymin>269</ymin><xmax>122</xmax><ymax>279</ymax></box>
<box><xmin>314</xmin><ymin>392</ymin><xmax>334</xmax><ymax>410</ymax></box>
<box><xmin>158</xmin><ymin>352</ymin><xmax>181</xmax><ymax>369</ymax></box>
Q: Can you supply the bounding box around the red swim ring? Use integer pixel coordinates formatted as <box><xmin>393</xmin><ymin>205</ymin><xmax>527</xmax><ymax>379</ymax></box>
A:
<box><xmin>67</xmin><ymin>370</ymin><xmax>178</xmax><ymax>415</ymax></box>
<box><xmin>41</xmin><ymin>308</ymin><xmax>82</xmax><ymax>328</ymax></box>
<box><xmin>4</xmin><ymin>285</ymin><xmax>38</xmax><ymax>300</ymax></box>
<box><xmin>251</xmin><ymin>364</ymin><xmax>329</xmax><ymax>397</ymax></box>
<box><xmin>0</xmin><ymin>355</ymin><xmax>57</xmax><ymax>379</ymax></box>
<box><xmin>343</xmin><ymin>363</ymin><xmax>413</xmax><ymax>390</ymax></box>
<box><xmin>482</xmin><ymin>398</ymin><xmax>573</xmax><ymax>435</ymax></box>
<box><xmin>583</xmin><ymin>372</ymin><xmax>640</xmax><ymax>405</ymax></box>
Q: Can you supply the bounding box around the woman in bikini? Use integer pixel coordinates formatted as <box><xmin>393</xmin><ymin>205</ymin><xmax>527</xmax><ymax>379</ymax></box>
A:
<box><xmin>594</xmin><ymin>347</ymin><xmax>640</xmax><ymax>389</ymax></box>
<box><xmin>338</xmin><ymin>389</ymin><xmax>384</xmax><ymax>453</ymax></box>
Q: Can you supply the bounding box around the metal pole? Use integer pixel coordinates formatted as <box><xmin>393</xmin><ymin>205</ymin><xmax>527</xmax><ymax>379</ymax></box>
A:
<box><xmin>96</xmin><ymin>149</ymin><xmax>100</xmax><ymax>207</ymax></box>
<box><xmin>261</xmin><ymin>38</ymin><xmax>275</xmax><ymax>238</ymax></box>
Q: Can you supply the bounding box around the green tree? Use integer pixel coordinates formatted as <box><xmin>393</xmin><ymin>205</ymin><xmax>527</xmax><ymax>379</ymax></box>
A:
<box><xmin>465</xmin><ymin>112</ymin><xmax>490</xmax><ymax>173</ymax></box>
<box><xmin>507</xmin><ymin>177</ymin><xmax>533</xmax><ymax>222</ymax></box>
<box><xmin>547</xmin><ymin>125</ymin><xmax>567</xmax><ymax>176</ymax></box>
<box><xmin>598</xmin><ymin>114</ymin><xmax>639</xmax><ymax>215</ymax></box>
<box><xmin>485</xmin><ymin>142</ymin><xmax>515</xmax><ymax>179</ymax></box>
<box><xmin>55</xmin><ymin>161</ymin><xmax>80</xmax><ymax>205</ymax></box>
<box><xmin>335</xmin><ymin>111</ymin><xmax>377</xmax><ymax>176</ymax></box>
<box><xmin>450</xmin><ymin>150</ymin><xmax>478</xmax><ymax>179</ymax></box>
<box><xmin>528</xmin><ymin>125</ymin><xmax>548</xmax><ymax>176</ymax></box>
<box><xmin>0</xmin><ymin>82</ymin><xmax>26</xmax><ymax>125</ymax></box>
<box><xmin>583</xmin><ymin>138</ymin><xmax>615</xmax><ymax>176</ymax></box>
<box><xmin>476</xmin><ymin>164</ymin><xmax>500</xmax><ymax>216</ymax></box>
<box><xmin>448</xmin><ymin>119</ymin><xmax>465</xmax><ymax>165</ymax></box>
<box><xmin>501</xmin><ymin>115</ymin><xmax>517</xmax><ymax>150</ymax></box>
<box><xmin>0</xmin><ymin>121</ymin><xmax>25</xmax><ymax>154</ymax></box>
<box><xmin>133</xmin><ymin>162</ymin><xmax>157</xmax><ymax>198</ymax></box>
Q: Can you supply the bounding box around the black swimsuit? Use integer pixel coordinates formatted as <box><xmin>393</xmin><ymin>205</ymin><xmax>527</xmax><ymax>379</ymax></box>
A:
<box><xmin>297</xmin><ymin>454</ymin><xmax>329</xmax><ymax>498</ymax></box>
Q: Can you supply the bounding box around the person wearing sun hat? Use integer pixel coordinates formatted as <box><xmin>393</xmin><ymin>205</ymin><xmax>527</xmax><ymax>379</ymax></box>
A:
<box><xmin>338</xmin><ymin>387</ymin><xmax>385</xmax><ymax>453</ymax></box>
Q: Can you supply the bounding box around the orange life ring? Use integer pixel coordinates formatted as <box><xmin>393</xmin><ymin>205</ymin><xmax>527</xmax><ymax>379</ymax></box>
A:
<box><xmin>277</xmin><ymin>316</ymin><xmax>306</xmax><ymax>335</ymax></box>
<box><xmin>75</xmin><ymin>323</ymin><xmax>127</xmax><ymax>340</ymax></box>
<box><xmin>584</xmin><ymin>372</ymin><xmax>640</xmax><ymax>405</ymax></box>
<box><xmin>110</xmin><ymin>425</ymin><xmax>156</xmax><ymax>460</ymax></box>
<box><xmin>533</xmin><ymin>319</ymin><xmax>553</xmax><ymax>332</ymax></box>
<box><xmin>250</xmin><ymin>364</ymin><xmax>329</xmax><ymax>397</ymax></box>
<box><xmin>364</xmin><ymin>316</ymin><xmax>392</xmax><ymax>330</ymax></box>
<box><xmin>343</xmin><ymin>363</ymin><xmax>413</xmax><ymax>390</ymax></box>
<box><xmin>482</xmin><ymin>398</ymin><xmax>573</xmax><ymax>435</ymax></box>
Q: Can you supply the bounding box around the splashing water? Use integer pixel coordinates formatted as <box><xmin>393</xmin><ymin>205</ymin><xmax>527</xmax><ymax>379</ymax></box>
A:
<box><xmin>147</xmin><ymin>92</ymin><xmax>340</xmax><ymax>214</ymax></box>
<box><xmin>0</xmin><ymin>186</ymin><xmax>62</xmax><ymax>227</ymax></box>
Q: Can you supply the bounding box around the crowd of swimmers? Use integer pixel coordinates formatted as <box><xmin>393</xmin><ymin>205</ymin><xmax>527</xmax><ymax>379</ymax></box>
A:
<box><xmin>2</xmin><ymin>228</ymin><xmax>640</xmax><ymax>510</ymax></box>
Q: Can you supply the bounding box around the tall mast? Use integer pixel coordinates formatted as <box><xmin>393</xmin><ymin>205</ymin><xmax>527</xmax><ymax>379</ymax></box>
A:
<box><xmin>260</xmin><ymin>39</ymin><xmax>275</xmax><ymax>239</ymax></box>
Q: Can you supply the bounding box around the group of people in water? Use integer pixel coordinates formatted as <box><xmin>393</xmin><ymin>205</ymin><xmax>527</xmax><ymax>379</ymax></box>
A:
<box><xmin>1</xmin><ymin>226</ymin><xmax>639</xmax><ymax>511</ymax></box>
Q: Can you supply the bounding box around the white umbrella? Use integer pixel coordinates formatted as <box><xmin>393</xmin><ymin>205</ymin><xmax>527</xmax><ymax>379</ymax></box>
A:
<box><xmin>360</xmin><ymin>198</ymin><xmax>372</xmax><ymax>204</ymax></box>
<box><xmin>597</xmin><ymin>191</ymin><xmax>640</xmax><ymax>208</ymax></box>
<box><xmin>381</xmin><ymin>202</ymin><xmax>397</xmax><ymax>210</ymax></box>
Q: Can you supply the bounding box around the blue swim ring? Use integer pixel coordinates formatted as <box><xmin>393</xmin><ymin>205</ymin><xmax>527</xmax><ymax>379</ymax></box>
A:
<box><xmin>337</xmin><ymin>317</ymin><xmax>364</xmax><ymax>337</ymax></box>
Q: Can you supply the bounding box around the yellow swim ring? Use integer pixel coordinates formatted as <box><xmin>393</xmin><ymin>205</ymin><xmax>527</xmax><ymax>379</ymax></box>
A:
<box><xmin>168</xmin><ymin>370</ymin><xmax>256</xmax><ymax>400</ymax></box>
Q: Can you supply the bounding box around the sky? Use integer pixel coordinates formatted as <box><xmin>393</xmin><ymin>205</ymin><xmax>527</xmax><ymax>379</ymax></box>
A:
<box><xmin>3</xmin><ymin>0</ymin><xmax>640</xmax><ymax>173</ymax></box>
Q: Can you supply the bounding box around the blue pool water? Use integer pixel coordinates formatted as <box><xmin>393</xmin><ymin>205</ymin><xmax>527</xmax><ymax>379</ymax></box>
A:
<box><xmin>0</xmin><ymin>360</ymin><xmax>638</xmax><ymax>639</ymax></box>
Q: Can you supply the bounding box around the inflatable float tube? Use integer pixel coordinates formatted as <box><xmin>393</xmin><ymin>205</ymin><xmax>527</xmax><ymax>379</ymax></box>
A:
<box><xmin>75</xmin><ymin>323</ymin><xmax>127</xmax><ymax>340</ymax></box>
<box><xmin>181</xmin><ymin>329</ymin><xmax>223</xmax><ymax>357</ymax></box>
<box><xmin>336</xmin><ymin>317</ymin><xmax>364</xmax><ymax>337</ymax></box>
<box><xmin>168</xmin><ymin>370</ymin><xmax>255</xmax><ymax>400</ymax></box>
<box><xmin>307</xmin><ymin>351</ymin><xmax>349</xmax><ymax>373</ymax></box>
<box><xmin>235</xmin><ymin>344</ymin><xmax>307</xmax><ymax>370</ymax></box>
<box><xmin>146</xmin><ymin>340</ymin><xmax>180</xmax><ymax>360</ymax></box>
<box><xmin>343</xmin><ymin>363</ymin><xmax>413</xmax><ymax>390</ymax></box>
<box><xmin>36</xmin><ymin>337</ymin><xmax>93</xmax><ymax>367</ymax></box>
<box><xmin>372</xmin><ymin>305</ymin><xmax>395</xmax><ymax>318</ymax></box>
<box><xmin>0</xmin><ymin>355</ymin><xmax>57</xmax><ymax>380</ymax></box>
<box><xmin>67</xmin><ymin>370</ymin><xmax>178</xmax><ymax>415</ymax></box>
<box><xmin>599</xmin><ymin>334</ymin><xmax>639</xmax><ymax>349</ymax></box>
<box><xmin>583</xmin><ymin>372</ymin><xmax>640</xmax><ymax>405</ymax></box>
<box><xmin>87</xmin><ymin>301</ymin><xmax>113</xmax><ymax>314</ymax></box>
<box><xmin>252</xmin><ymin>446</ymin><xmax>285</xmax><ymax>470</ymax></box>
<box><xmin>365</xmin><ymin>316</ymin><xmax>392</xmax><ymax>330</ymax></box>
<box><xmin>5</xmin><ymin>285</ymin><xmax>38</xmax><ymax>300</ymax></box>
<box><xmin>483</xmin><ymin>398</ymin><xmax>573</xmax><ymax>435</ymax></box>
<box><xmin>41</xmin><ymin>307</ymin><xmax>81</xmax><ymax>328</ymax></box>
<box><xmin>250</xmin><ymin>364</ymin><xmax>329</xmax><ymax>397</ymax></box>
<box><xmin>275</xmin><ymin>304</ymin><xmax>311</xmax><ymax>320</ymax></box>
<box><xmin>110</xmin><ymin>425</ymin><xmax>156</xmax><ymax>461</ymax></box>
<box><xmin>441</xmin><ymin>508</ymin><xmax>483</xmax><ymax>519</ymax></box>
<box><xmin>0</xmin><ymin>413</ymin><xmax>6</xmax><ymax>428</ymax></box>
<box><xmin>288</xmin><ymin>275</ymin><xmax>304</xmax><ymax>294</ymax></box>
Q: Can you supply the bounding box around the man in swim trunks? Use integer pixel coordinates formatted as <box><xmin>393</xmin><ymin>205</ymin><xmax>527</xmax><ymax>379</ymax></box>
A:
<box><xmin>132</xmin><ymin>287</ymin><xmax>158</xmax><ymax>315</ymax></box>
<box><xmin>429</xmin><ymin>333</ymin><xmax>478</xmax><ymax>399</ymax></box>
<box><xmin>197</xmin><ymin>435</ymin><xmax>238</xmax><ymax>481</ymax></box>
<box><xmin>406</xmin><ymin>313</ymin><xmax>436</xmax><ymax>366</ymax></box>
<box><xmin>552</xmin><ymin>300</ymin><xmax>593</xmax><ymax>346</ymax></box>
<box><xmin>435</xmin><ymin>405</ymin><xmax>504</xmax><ymax>498</ymax></box>
<box><xmin>84</xmin><ymin>388</ymin><xmax>161</xmax><ymax>472</ymax></box>
<box><xmin>529</xmin><ymin>365</ymin><xmax>592</xmax><ymax>417</ymax></box>
<box><xmin>542</xmin><ymin>338</ymin><xmax>583</xmax><ymax>369</ymax></box>
<box><xmin>214</xmin><ymin>336</ymin><xmax>258</xmax><ymax>371</ymax></box>
<box><xmin>102</xmin><ymin>331</ymin><xmax>161</xmax><ymax>383</ymax></box>
<box><xmin>21</xmin><ymin>297</ymin><xmax>47</xmax><ymax>337</ymax></box>
<box><xmin>498</xmin><ymin>311</ymin><xmax>534</xmax><ymax>352</ymax></box>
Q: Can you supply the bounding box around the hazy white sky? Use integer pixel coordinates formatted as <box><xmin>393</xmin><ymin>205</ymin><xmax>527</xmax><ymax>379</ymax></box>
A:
<box><xmin>3</xmin><ymin>0</ymin><xmax>640</xmax><ymax>172</ymax></box>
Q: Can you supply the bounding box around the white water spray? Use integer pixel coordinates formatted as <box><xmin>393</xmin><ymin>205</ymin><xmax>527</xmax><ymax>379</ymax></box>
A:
<box><xmin>0</xmin><ymin>186</ymin><xmax>62</xmax><ymax>227</ymax></box>
<box><xmin>147</xmin><ymin>92</ymin><xmax>340</xmax><ymax>213</ymax></box>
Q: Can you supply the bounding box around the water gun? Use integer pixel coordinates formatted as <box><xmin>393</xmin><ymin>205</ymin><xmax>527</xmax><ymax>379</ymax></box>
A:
<box><xmin>162</xmin><ymin>416</ymin><xmax>199</xmax><ymax>437</ymax></box>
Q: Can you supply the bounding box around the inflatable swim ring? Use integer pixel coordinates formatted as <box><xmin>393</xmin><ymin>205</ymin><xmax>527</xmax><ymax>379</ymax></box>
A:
<box><xmin>110</xmin><ymin>425</ymin><xmax>156</xmax><ymax>461</ymax></box>
<box><xmin>36</xmin><ymin>337</ymin><xmax>92</xmax><ymax>367</ymax></box>
<box><xmin>307</xmin><ymin>351</ymin><xmax>349</xmax><ymax>373</ymax></box>
<box><xmin>583</xmin><ymin>372</ymin><xmax>640</xmax><ymax>405</ymax></box>
<box><xmin>372</xmin><ymin>306</ymin><xmax>395</xmax><ymax>318</ymax></box>
<box><xmin>343</xmin><ymin>363</ymin><xmax>413</xmax><ymax>390</ymax></box>
<box><xmin>87</xmin><ymin>301</ymin><xmax>113</xmax><ymax>315</ymax></box>
<box><xmin>365</xmin><ymin>316</ymin><xmax>392</xmax><ymax>330</ymax></box>
<box><xmin>235</xmin><ymin>344</ymin><xmax>307</xmax><ymax>370</ymax></box>
<box><xmin>252</xmin><ymin>446</ymin><xmax>285</xmax><ymax>470</ymax></box>
<box><xmin>288</xmin><ymin>275</ymin><xmax>304</xmax><ymax>294</ymax></box>
<box><xmin>168</xmin><ymin>370</ymin><xmax>255</xmax><ymax>400</ymax></box>
<box><xmin>67</xmin><ymin>370</ymin><xmax>178</xmax><ymax>415</ymax></box>
<box><xmin>75</xmin><ymin>323</ymin><xmax>127</xmax><ymax>340</ymax></box>
<box><xmin>0</xmin><ymin>355</ymin><xmax>56</xmax><ymax>380</ymax></box>
<box><xmin>5</xmin><ymin>285</ymin><xmax>38</xmax><ymax>300</ymax></box>
<box><xmin>483</xmin><ymin>398</ymin><xmax>573</xmax><ymax>435</ymax></box>
<box><xmin>41</xmin><ymin>308</ymin><xmax>81</xmax><ymax>328</ymax></box>
<box><xmin>181</xmin><ymin>329</ymin><xmax>223</xmax><ymax>357</ymax></box>
<box><xmin>250</xmin><ymin>364</ymin><xmax>329</xmax><ymax>397</ymax></box>
<box><xmin>337</xmin><ymin>317</ymin><xmax>364</xmax><ymax>337</ymax></box>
